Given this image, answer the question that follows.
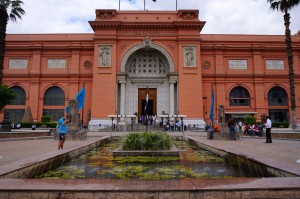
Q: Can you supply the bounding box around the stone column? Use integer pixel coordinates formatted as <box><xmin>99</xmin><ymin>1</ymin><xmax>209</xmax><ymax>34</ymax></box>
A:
<box><xmin>119</xmin><ymin>80</ymin><xmax>126</xmax><ymax>124</ymax></box>
<box><xmin>169</xmin><ymin>80</ymin><xmax>176</xmax><ymax>117</ymax></box>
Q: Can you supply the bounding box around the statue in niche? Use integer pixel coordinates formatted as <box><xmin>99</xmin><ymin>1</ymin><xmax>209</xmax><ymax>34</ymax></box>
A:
<box><xmin>185</xmin><ymin>47</ymin><xmax>195</xmax><ymax>66</ymax></box>
<box><xmin>218</xmin><ymin>105</ymin><xmax>225</xmax><ymax>123</ymax></box>
<box><xmin>99</xmin><ymin>47</ymin><xmax>110</xmax><ymax>66</ymax></box>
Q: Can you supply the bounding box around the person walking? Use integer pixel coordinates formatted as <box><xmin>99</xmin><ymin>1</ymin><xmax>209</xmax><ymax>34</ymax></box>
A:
<box><xmin>228</xmin><ymin>117</ymin><xmax>236</xmax><ymax>140</ymax></box>
<box><xmin>57</xmin><ymin>115</ymin><xmax>69</xmax><ymax>150</ymax></box>
<box><xmin>265</xmin><ymin>116</ymin><xmax>272</xmax><ymax>143</ymax></box>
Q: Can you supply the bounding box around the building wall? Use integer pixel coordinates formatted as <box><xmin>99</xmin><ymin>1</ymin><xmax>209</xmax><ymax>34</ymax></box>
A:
<box><xmin>1</xmin><ymin>10</ymin><xmax>300</xmax><ymax>126</ymax></box>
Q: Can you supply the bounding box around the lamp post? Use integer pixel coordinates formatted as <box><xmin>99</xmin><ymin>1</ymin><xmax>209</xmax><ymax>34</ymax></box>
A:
<box><xmin>108</xmin><ymin>115</ymin><xmax>117</xmax><ymax>138</ymax></box>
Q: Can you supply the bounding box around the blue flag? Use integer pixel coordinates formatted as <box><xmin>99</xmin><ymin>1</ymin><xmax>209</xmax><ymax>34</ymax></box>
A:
<box><xmin>76</xmin><ymin>87</ymin><xmax>86</xmax><ymax>110</ymax></box>
<box><xmin>65</xmin><ymin>87</ymin><xmax>86</xmax><ymax>113</ymax></box>
<box><xmin>209</xmin><ymin>87</ymin><xmax>214</xmax><ymax>122</ymax></box>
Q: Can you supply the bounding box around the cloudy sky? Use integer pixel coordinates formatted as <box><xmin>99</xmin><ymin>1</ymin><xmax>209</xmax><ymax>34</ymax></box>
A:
<box><xmin>6</xmin><ymin>0</ymin><xmax>300</xmax><ymax>35</ymax></box>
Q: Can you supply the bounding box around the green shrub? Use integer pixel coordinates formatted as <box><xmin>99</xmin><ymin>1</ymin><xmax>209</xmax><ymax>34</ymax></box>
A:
<box><xmin>272</xmin><ymin>122</ymin><xmax>289</xmax><ymax>128</ymax></box>
<box><xmin>41</xmin><ymin>116</ymin><xmax>51</xmax><ymax>122</ymax></box>
<box><xmin>121</xmin><ymin>132</ymin><xmax>172</xmax><ymax>150</ymax></box>
<box><xmin>244</xmin><ymin>116</ymin><xmax>256</xmax><ymax>125</ymax></box>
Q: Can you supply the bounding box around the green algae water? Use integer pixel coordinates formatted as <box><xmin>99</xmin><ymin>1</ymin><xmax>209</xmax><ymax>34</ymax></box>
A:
<box><xmin>35</xmin><ymin>139</ymin><xmax>263</xmax><ymax>180</ymax></box>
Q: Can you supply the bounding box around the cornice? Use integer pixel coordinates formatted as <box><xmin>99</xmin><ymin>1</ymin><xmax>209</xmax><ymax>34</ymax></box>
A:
<box><xmin>89</xmin><ymin>21</ymin><xmax>205</xmax><ymax>31</ymax></box>
<box><xmin>200</xmin><ymin>45</ymin><xmax>292</xmax><ymax>52</ymax></box>
<box><xmin>202</xmin><ymin>73</ymin><xmax>300</xmax><ymax>78</ymax></box>
<box><xmin>6</xmin><ymin>46</ymin><xmax>94</xmax><ymax>51</ymax></box>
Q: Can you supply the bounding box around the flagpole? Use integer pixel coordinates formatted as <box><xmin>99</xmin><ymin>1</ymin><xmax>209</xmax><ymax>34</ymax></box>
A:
<box><xmin>82</xmin><ymin>83</ymin><xmax>85</xmax><ymax>129</ymax></box>
<box><xmin>144</xmin><ymin>0</ymin><xmax>146</xmax><ymax>10</ymax></box>
<box><xmin>119</xmin><ymin>0</ymin><xmax>120</xmax><ymax>10</ymax></box>
<box><xmin>176</xmin><ymin>0</ymin><xmax>177</xmax><ymax>10</ymax></box>
<box><xmin>145</xmin><ymin>86</ymin><xmax>149</xmax><ymax>132</ymax></box>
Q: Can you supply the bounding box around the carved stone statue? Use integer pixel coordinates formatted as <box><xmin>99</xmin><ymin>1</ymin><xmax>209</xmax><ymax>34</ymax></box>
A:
<box><xmin>67</xmin><ymin>99</ymin><xmax>80</xmax><ymax>133</ymax></box>
<box><xmin>185</xmin><ymin>47</ymin><xmax>195</xmax><ymax>66</ymax></box>
<box><xmin>99</xmin><ymin>47</ymin><xmax>111</xmax><ymax>66</ymax></box>
<box><xmin>218</xmin><ymin>105</ymin><xmax>225</xmax><ymax>123</ymax></box>
<box><xmin>68</xmin><ymin>100</ymin><xmax>78</xmax><ymax>125</ymax></box>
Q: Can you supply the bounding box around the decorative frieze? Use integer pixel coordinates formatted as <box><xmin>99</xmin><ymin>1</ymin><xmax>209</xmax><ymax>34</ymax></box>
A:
<box><xmin>117</xmin><ymin>30</ymin><xmax>177</xmax><ymax>37</ymax></box>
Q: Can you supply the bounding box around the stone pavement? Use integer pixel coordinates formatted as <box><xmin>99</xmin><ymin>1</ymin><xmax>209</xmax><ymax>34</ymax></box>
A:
<box><xmin>0</xmin><ymin>130</ymin><xmax>299</xmax><ymax>176</ymax></box>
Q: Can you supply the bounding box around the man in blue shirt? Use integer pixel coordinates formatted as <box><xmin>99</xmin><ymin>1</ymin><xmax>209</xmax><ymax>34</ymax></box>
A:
<box><xmin>58</xmin><ymin>115</ymin><xmax>69</xmax><ymax>150</ymax></box>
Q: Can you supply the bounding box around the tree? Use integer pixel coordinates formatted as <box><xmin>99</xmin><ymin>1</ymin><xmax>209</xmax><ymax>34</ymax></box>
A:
<box><xmin>267</xmin><ymin>0</ymin><xmax>299</xmax><ymax>129</ymax></box>
<box><xmin>0</xmin><ymin>0</ymin><xmax>25</xmax><ymax>84</ymax></box>
<box><xmin>0</xmin><ymin>84</ymin><xmax>15</xmax><ymax>112</ymax></box>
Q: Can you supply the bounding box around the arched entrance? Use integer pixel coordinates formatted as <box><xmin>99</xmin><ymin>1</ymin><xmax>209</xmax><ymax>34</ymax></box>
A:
<box><xmin>117</xmin><ymin>40</ymin><xmax>178</xmax><ymax>123</ymax></box>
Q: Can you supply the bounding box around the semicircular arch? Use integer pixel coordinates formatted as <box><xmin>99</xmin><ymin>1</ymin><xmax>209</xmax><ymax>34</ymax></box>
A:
<box><xmin>121</xmin><ymin>43</ymin><xmax>175</xmax><ymax>73</ymax></box>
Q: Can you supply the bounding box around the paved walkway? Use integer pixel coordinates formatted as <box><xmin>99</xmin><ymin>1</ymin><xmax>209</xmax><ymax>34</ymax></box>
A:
<box><xmin>0</xmin><ymin>131</ymin><xmax>299</xmax><ymax>176</ymax></box>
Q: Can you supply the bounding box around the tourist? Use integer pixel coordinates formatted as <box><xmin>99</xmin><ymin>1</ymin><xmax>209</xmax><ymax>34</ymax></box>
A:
<box><xmin>57</xmin><ymin>115</ymin><xmax>69</xmax><ymax>150</ymax></box>
<box><xmin>238</xmin><ymin>121</ymin><xmax>243</xmax><ymax>134</ymax></box>
<box><xmin>208</xmin><ymin>123</ymin><xmax>215</xmax><ymax>140</ymax></box>
<box><xmin>248</xmin><ymin>124</ymin><xmax>256</xmax><ymax>136</ymax></box>
<box><xmin>264</xmin><ymin>116</ymin><xmax>272</xmax><ymax>143</ymax></box>
<box><xmin>213</xmin><ymin>123</ymin><xmax>220</xmax><ymax>132</ymax></box>
<box><xmin>15</xmin><ymin>123</ymin><xmax>21</xmax><ymax>129</ymax></box>
<box><xmin>32</xmin><ymin>123</ymin><xmax>36</xmax><ymax>130</ymax></box>
<box><xmin>228</xmin><ymin>117</ymin><xmax>236</xmax><ymax>140</ymax></box>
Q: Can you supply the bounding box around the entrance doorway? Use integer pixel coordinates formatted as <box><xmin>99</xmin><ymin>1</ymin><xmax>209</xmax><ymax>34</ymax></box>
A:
<box><xmin>138</xmin><ymin>88</ymin><xmax>157</xmax><ymax>119</ymax></box>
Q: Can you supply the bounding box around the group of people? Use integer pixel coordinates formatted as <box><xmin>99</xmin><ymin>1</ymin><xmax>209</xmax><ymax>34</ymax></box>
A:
<box><xmin>139</xmin><ymin>115</ymin><xmax>159</xmax><ymax>126</ymax></box>
<box><xmin>139</xmin><ymin>115</ymin><xmax>185</xmax><ymax>131</ymax></box>
<box><xmin>244</xmin><ymin>123</ymin><xmax>263</xmax><ymax>137</ymax></box>
<box><xmin>11</xmin><ymin>123</ymin><xmax>21</xmax><ymax>129</ymax></box>
<box><xmin>227</xmin><ymin>116</ymin><xmax>272</xmax><ymax>143</ymax></box>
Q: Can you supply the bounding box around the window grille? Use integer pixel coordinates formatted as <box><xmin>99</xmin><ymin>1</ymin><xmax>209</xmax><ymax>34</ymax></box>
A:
<box><xmin>10</xmin><ymin>86</ymin><xmax>26</xmax><ymax>105</ymax></box>
<box><xmin>229</xmin><ymin>86</ymin><xmax>250</xmax><ymax>106</ymax></box>
<box><xmin>43</xmin><ymin>86</ymin><xmax>65</xmax><ymax>106</ymax></box>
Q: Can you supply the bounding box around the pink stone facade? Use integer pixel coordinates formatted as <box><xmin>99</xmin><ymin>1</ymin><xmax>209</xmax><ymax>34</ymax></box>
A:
<box><xmin>1</xmin><ymin>9</ymin><xmax>299</xmax><ymax>127</ymax></box>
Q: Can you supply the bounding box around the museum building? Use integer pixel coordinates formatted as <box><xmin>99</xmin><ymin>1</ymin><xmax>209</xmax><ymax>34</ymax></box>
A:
<box><xmin>1</xmin><ymin>9</ymin><xmax>300</xmax><ymax>128</ymax></box>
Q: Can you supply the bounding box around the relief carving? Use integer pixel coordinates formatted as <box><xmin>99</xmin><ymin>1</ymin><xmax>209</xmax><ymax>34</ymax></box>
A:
<box><xmin>99</xmin><ymin>46</ymin><xmax>111</xmax><ymax>67</ymax></box>
<box><xmin>184</xmin><ymin>47</ymin><xmax>196</xmax><ymax>67</ymax></box>
<box><xmin>143</xmin><ymin>36</ymin><xmax>152</xmax><ymax>48</ymax></box>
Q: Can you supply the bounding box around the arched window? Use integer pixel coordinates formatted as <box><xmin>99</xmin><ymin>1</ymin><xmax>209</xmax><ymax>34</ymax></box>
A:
<box><xmin>43</xmin><ymin>86</ymin><xmax>65</xmax><ymax>106</ymax></box>
<box><xmin>10</xmin><ymin>86</ymin><xmax>26</xmax><ymax>105</ymax></box>
<box><xmin>268</xmin><ymin>86</ymin><xmax>288</xmax><ymax>106</ymax></box>
<box><xmin>229</xmin><ymin>86</ymin><xmax>250</xmax><ymax>106</ymax></box>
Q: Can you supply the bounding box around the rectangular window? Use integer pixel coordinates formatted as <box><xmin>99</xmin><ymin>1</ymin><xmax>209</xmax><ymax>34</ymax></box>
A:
<box><xmin>9</xmin><ymin>59</ymin><xmax>28</xmax><ymax>69</ymax></box>
<box><xmin>47</xmin><ymin>59</ymin><xmax>66</xmax><ymax>68</ymax></box>
<box><xmin>266</xmin><ymin>60</ymin><xmax>284</xmax><ymax>69</ymax></box>
<box><xmin>228</xmin><ymin>60</ymin><xmax>247</xmax><ymax>69</ymax></box>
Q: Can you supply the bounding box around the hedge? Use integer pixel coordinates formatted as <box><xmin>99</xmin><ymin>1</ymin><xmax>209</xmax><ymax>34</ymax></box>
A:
<box><xmin>272</xmin><ymin>122</ymin><xmax>289</xmax><ymax>128</ymax></box>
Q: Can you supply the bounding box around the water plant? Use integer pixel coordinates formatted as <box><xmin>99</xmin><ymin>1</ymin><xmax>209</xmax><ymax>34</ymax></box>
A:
<box><xmin>35</xmin><ymin>138</ymin><xmax>239</xmax><ymax>180</ymax></box>
<box><xmin>121</xmin><ymin>131</ymin><xmax>172</xmax><ymax>150</ymax></box>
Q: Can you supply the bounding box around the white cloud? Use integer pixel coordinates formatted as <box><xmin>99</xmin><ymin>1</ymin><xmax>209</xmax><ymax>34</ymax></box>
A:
<box><xmin>6</xmin><ymin>0</ymin><xmax>300</xmax><ymax>35</ymax></box>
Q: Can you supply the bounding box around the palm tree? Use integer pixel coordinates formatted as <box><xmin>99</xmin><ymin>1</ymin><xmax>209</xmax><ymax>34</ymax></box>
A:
<box><xmin>267</xmin><ymin>0</ymin><xmax>299</xmax><ymax>129</ymax></box>
<box><xmin>0</xmin><ymin>0</ymin><xmax>25</xmax><ymax>84</ymax></box>
<box><xmin>0</xmin><ymin>84</ymin><xmax>15</xmax><ymax>113</ymax></box>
